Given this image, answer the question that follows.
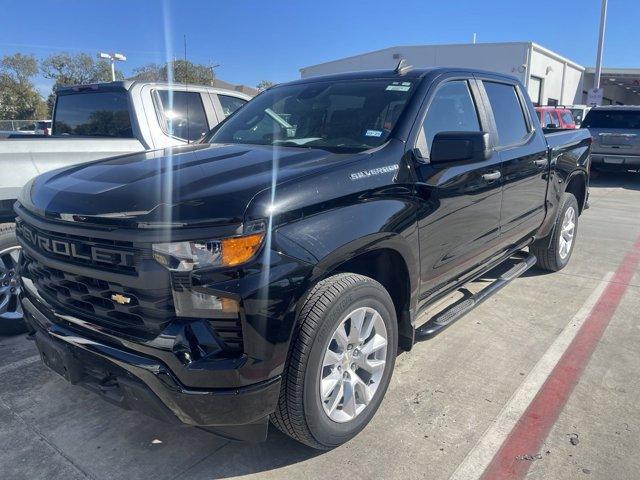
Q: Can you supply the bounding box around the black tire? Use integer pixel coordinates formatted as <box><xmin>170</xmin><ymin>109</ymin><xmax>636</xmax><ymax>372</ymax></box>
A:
<box><xmin>530</xmin><ymin>193</ymin><xmax>579</xmax><ymax>272</ymax></box>
<box><xmin>271</xmin><ymin>273</ymin><xmax>398</xmax><ymax>449</ymax></box>
<box><xmin>0</xmin><ymin>223</ymin><xmax>26</xmax><ymax>336</ymax></box>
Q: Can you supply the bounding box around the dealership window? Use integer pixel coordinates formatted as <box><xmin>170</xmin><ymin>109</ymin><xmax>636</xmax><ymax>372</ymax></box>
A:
<box><xmin>218</xmin><ymin>95</ymin><xmax>248</xmax><ymax>117</ymax></box>
<box><xmin>154</xmin><ymin>90</ymin><xmax>209</xmax><ymax>141</ymax></box>
<box><xmin>528</xmin><ymin>76</ymin><xmax>543</xmax><ymax>107</ymax></box>
<box><xmin>484</xmin><ymin>81</ymin><xmax>529</xmax><ymax>147</ymax></box>
<box><xmin>417</xmin><ymin>80</ymin><xmax>481</xmax><ymax>156</ymax></box>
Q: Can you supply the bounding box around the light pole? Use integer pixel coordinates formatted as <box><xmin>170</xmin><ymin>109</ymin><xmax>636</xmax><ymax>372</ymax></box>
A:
<box><xmin>209</xmin><ymin>62</ymin><xmax>220</xmax><ymax>86</ymax></box>
<box><xmin>98</xmin><ymin>52</ymin><xmax>127</xmax><ymax>82</ymax></box>
<box><xmin>593</xmin><ymin>0</ymin><xmax>608</xmax><ymax>90</ymax></box>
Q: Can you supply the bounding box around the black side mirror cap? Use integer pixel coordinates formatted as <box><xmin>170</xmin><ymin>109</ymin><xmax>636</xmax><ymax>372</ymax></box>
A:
<box><xmin>430</xmin><ymin>131</ymin><xmax>492</xmax><ymax>164</ymax></box>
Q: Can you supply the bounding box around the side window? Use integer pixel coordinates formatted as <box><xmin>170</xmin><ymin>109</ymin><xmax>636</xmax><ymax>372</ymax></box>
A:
<box><xmin>549</xmin><ymin>111</ymin><xmax>560</xmax><ymax>126</ymax></box>
<box><xmin>417</xmin><ymin>80</ymin><xmax>481</xmax><ymax>157</ymax></box>
<box><xmin>543</xmin><ymin>111</ymin><xmax>553</xmax><ymax>126</ymax></box>
<box><xmin>483</xmin><ymin>82</ymin><xmax>529</xmax><ymax>147</ymax></box>
<box><xmin>218</xmin><ymin>94</ymin><xmax>248</xmax><ymax>117</ymax></box>
<box><xmin>154</xmin><ymin>90</ymin><xmax>209</xmax><ymax>141</ymax></box>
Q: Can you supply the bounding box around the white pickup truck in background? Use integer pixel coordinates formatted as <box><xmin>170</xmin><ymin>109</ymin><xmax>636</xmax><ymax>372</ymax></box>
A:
<box><xmin>0</xmin><ymin>81</ymin><xmax>251</xmax><ymax>221</ymax></box>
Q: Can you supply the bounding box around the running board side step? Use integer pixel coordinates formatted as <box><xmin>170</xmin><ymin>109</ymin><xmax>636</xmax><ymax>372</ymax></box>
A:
<box><xmin>414</xmin><ymin>253</ymin><xmax>537</xmax><ymax>342</ymax></box>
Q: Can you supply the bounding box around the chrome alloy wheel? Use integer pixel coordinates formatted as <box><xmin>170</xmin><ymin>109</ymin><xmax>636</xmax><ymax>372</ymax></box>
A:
<box><xmin>319</xmin><ymin>306</ymin><xmax>388</xmax><ymax>423</ymax></box>
<box><xmin>559</xmin><ymin>206</ymin><xmax>576</xmax><ymax>260</ymax></box>
<box><xmin>0</xmin><ymin>246</ymin><xmax>23</xmax><ymax>324</ymax></box>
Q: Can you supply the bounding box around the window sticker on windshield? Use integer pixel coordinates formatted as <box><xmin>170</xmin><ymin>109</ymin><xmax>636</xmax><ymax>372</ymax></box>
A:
<box><xmin>386</xmin><ymin>82</ymin><xmax>411</xmax><ymax>92</ymax></box>
<box><xmin>365</xmin><ymin>129</ymin><xmax>383</xmax><ymax>137</ymax></box>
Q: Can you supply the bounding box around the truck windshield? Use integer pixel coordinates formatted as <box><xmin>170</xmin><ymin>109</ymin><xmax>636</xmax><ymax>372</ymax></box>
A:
<box><xmin>204</xmin><ymin>79</ymin><xmax>417</xmax><ymax>152</ymax></box>
<box><xmin>53</xmin><ymin>91</ymin><xmax>134</xmax><ymax>137</ymax></box>
<box><xmin>582</xmin><ymin>110</ymin><xmax>640</xmax><ymax>129</ymax></box>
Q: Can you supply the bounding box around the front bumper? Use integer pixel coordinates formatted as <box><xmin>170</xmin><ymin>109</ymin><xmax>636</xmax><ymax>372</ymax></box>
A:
<box><xmin>21</xmin><ymin>289</ymin><xmax>281</xmax><ymax>441</ymax></box>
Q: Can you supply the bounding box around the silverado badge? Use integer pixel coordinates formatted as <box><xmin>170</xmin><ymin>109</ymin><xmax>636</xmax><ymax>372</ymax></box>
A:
<box><xmin>111</xmin><ymin>293</ymin><xmax>132</xmax><ymax>305</ymax></box>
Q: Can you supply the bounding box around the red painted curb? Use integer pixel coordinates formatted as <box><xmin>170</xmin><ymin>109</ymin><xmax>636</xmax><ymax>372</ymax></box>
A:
<box><xmin>481</xmin><ymin>237</ymin><xmax>640</xmax><ymax>480</ymax></box>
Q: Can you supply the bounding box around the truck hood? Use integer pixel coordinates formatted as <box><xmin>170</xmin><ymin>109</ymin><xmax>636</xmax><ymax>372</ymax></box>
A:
<box><xmin>22</xmin><ymin>143</ymin><xmax>363</xmax><ymax>227</ymax></box>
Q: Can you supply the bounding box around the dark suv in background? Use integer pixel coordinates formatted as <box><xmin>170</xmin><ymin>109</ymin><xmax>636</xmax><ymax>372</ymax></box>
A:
<box><xmin>583</xmin><ymin>106</ymin><xmax>640</xmax><ymax>172</ymax></box>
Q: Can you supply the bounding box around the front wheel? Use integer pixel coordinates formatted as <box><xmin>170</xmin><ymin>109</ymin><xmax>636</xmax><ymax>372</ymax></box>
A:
<box><xmin>530</xmin><ymin>193</ymin><xmax>579</xmax><ymax>272</ymax></box>
<box><xmin>272</xmin><ymin>273</ymin><xmax>397</xmax><ymax>449</ymax></box>
<box><xmin>0</xmin><ymin>223</ymin><xmax>26</xmax><ymax>336</ymax></box>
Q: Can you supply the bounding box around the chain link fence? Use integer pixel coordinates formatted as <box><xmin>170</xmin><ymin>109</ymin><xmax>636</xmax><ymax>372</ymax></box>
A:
<box><xmin>0</xmin><ymin>120</ymin><xmax>38</xmax><ymax>132</ymax></box>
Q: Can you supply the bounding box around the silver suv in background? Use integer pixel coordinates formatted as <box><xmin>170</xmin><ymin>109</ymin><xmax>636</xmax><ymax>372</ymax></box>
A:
<box><xmin>583</xmin><ymin>106</ymin><xmax>640</xmax><ymax>172</ymax></box>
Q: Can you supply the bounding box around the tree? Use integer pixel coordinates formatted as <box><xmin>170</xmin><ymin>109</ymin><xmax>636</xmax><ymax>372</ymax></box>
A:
<box><xmin>0</xmin><ymin>53</ymin><xmax>46</xmax><ymax>120</ymax></box>
<box><xmin>40</xmin><ymin>52</ymin><xmax>123</xmax><ymax>87</ymax></box>
<box><xmin>130</xmin><ymin>60</ymin><xmax>214</xmax><ymax>85</ymax></box>
<box><xmin>256</xmin><ymin>80</ymin><xmax>275</xmax><ymax>91</ymax></box>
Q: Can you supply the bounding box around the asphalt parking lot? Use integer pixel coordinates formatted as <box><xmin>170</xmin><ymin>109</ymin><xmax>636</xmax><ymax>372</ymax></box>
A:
<box><xmin>1</xmin><ymin>172</ymin><xmax>639</xmax><ymax>480</ymax></box>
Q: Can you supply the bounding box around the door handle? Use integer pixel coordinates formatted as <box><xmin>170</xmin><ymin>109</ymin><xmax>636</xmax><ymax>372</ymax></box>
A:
<box><xmin>533</xmin><ymin>159</ymin><xmax>548</xmax><ymax>167</ymax></box>
<box><xmin>482</xmin><ymin>171</ymin><xmax>501</xmax><ymax>182</ymax></box>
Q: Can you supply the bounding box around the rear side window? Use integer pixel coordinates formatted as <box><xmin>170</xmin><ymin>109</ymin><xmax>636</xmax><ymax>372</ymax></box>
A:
<box><xmin>484</xmin><ymin>82</ymin><xmax>529</xmax><ymax>147</ymax></box>
<box><xmin>53</xmin><ymin>92</ymin><xmax>133</xmax><ymax>137</ymax></box>
<box><xmin>154</xmin><ymin>91</ymin><xmax>209</xmax><ymax>141</ymax></box>
<box><xmin>418</xmin><ymin>80</ymin><xmax>480</xmax><ymax>155</ymax></box>
<box><xmin>218</xmin><ymin>95</ymin><xmax>247</xmax><ymax>117</ymax></box>
<box><xmin>582</xmin><ymin>110</ymin><xmax>640</xmax><ymax>129</ymax></box>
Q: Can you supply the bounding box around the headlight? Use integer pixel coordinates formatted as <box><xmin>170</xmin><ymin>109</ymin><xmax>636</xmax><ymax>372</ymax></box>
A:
<box><xmin>152</xmin><ymin>231</ymin><xmax>265</xmax><ymax>271</ymax></box>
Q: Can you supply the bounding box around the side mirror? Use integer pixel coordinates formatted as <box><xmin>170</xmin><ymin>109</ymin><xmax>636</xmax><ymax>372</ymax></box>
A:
<box><xmin>430</xmin><ymin>131</ymin><xmax>492</xmax><ymax>164</ymax></box>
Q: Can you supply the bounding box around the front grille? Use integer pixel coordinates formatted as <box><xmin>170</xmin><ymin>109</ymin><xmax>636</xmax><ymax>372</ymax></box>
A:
<box><xmin>18</xmin><ymin>216</ymin><xmax>245</xmax><ymax>355</ymax></box>
<box><xmin>15</xmin><ymin>219</ymin><xmax>138</xmax><ymax>274</ymax></box>
<box><xmin>23</xmin><ymin>252</ymin><xmax>174</xmax><ymax>338</ymax></box>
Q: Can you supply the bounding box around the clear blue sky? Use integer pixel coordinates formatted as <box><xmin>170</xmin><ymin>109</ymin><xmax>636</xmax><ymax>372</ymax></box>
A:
<box><xmin>1</xmin><ymin>0</ymin><xmax>638</xmax><ymax>96</ymax></box>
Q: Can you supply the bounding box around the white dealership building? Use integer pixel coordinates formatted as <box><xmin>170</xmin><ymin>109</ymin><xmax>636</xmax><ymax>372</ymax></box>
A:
<box><xmin>300</xmin><ymin>42</ymin><xmax>640</xmax><ymax>106</ymax></box>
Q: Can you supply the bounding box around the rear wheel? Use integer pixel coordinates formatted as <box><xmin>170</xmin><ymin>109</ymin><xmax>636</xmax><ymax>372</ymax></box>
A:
<box><xmin>530</xmin><ymin>193</ymin><xmax>579</xmax><ymax>272</ymax></box>
<box><xmin>0</xmin><ymin>223</ymin><xmax>25</xmax><ymax>336</ymax></box>
<box><xmin>272</xmin><ymin>273</ymin><xmax>397</xmax><ymax>449</ymax></box>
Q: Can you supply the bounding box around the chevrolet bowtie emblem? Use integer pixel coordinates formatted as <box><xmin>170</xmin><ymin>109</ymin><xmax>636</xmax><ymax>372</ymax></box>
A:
<box><xmin>111</xmin><ymin>293</ymin><xmax>131</xmax><ymax>305</ymax></box>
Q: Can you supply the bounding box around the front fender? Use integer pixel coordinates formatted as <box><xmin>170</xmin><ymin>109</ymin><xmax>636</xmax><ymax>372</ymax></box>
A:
<box><xmin>276</xmin><ymin>197</ymin><xmax>420</xmax><ymax>306</ymax></box>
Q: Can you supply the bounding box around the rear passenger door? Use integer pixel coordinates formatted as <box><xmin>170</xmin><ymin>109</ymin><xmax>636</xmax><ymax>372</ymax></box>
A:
<box><xmin>478</xmin><ymin>79</ymin><xmax>549</xmax><ymax>244</ymax></box>
<box><xmin>413</xmin><ymin>78</ymin><xmax>504</xmax><ymax>297</ymax></box>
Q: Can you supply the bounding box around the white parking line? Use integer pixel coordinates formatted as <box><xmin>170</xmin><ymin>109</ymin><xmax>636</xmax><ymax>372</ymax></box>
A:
<box><xmin>0</xmin><ymin>355</ymin><xmax>40</xmax><ymax>376</ymax></box>
<box><xmin>449</xmin><ymin>272</ymin><xmax>614</xmax><ymax>480</ymax></box>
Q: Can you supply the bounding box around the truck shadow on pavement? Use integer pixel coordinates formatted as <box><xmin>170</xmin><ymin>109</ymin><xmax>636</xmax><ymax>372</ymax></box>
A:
<box><xmin>589</xmin><ymin>171</ymin><xmax>640</xmax><ymax>191</ymax></box>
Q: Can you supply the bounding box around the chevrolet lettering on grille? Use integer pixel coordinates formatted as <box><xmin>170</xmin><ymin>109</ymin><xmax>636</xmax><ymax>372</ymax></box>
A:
<box><xmin>17</xmin><ymin>223</ymin><xmax>135</xmax><ymax>267</ymax></box>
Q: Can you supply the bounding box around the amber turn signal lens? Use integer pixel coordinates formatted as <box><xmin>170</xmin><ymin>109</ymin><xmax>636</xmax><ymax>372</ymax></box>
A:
<box><xmin>221</xmin><ymin>233</ymin><xmax>264</xmax><ymax>266</ymax></box>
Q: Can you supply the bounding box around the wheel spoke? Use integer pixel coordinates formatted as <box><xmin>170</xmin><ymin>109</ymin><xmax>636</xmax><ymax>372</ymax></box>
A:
<box><xmin>321</xmin><ymin>369</ymin><xmax>342</xmax><ymax>399</ymax></box>
<box><xmin>333</xmin><ymin>323</ymin><xmax>349</xmax><ymax>349</ymax></box>
<box><xmin>325</xmin><ymin>381</ymin><xmax>344</xmax><ymax>415</ymax></box>
<box><xmin>360</xmin><ymin>311</ymin><xmax>377</xmax><ymax>342</ymax></box>
<box><xmin>322</xmin><ymin>348</ymin><xmax>341</xmax><ymax>368</ymax></box>
<box><xmin>352</xmin><ymin>373</ymin><xmax>372</xmax><ymax>405</ymax></box>
<box><xmin>341</xmin><ymin>380</ymin><xmax>358</xmax><ymax>418</ymax></box>
<box><xmin>360</xmin><ymin>333</ymin><xmax>387</xmax><ymax>357</ymax></box>
<box><xmin>348</xmin><ymin>308</ymin><xmax>366</xmax><ymax>343</ymax></box>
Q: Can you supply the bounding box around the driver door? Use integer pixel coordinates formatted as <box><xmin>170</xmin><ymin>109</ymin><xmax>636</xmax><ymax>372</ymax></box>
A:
<box><xmin>412</xmin><ymin>77</ymin><xmax>504</xmax><ymax>301</ymax></box>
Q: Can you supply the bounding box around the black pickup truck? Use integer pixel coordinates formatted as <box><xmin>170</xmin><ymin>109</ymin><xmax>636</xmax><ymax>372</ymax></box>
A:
<box><xmin>13</xmin><ymin>66</ymin><xmax>590</xmax><ymax>449</ymax></box>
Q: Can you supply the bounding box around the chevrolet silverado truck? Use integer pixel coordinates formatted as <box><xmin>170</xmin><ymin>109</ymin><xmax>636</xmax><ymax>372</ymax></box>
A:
<box><xmin>0</xmin><ymin>81</ymin><xmax>249</xmax><ymax>333</ymax></box>
<box><xmin>14</xmin><ymin>66</ymin><xmax>590</xmax><ymax>449</ymax></box>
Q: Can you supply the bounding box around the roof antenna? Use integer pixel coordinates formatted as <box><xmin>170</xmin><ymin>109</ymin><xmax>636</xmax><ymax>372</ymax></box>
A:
<box><xmin>394</xmin><ymin>58</ymin><xmax>413</xmax><ymax>75</ymax></box>
<box><xmin>183</xmin><ymin>34</ymin><xmax>191</xmax><ymax>144</ymax></box>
